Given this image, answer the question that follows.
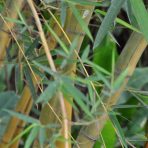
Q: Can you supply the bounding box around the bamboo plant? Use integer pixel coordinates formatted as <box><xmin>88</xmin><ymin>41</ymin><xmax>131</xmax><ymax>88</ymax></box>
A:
<box><xmin>0</xmin><ymin>0</ymin><xmax>148</xmax><ymax>148</ymax></box>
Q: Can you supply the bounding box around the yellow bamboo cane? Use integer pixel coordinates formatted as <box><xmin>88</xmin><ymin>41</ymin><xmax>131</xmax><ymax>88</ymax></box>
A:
<box><xmin>38</xmin><ymin>3</ymin><xmax>96</xmax><ymax>148</ymax></box>
<box><xmin>76</xmin><ymin>32</ymin><xmax>148</xmax><ymax>147</ymax></box>
<box><xmin>0</xmin><ymin>1</ymin><xmax>96</xmax><ymax>147</ymax></box>
<box><xmin>0</xmin><ymin>0</ymin><xmax>23</xmax><ymax>67</ymax></box>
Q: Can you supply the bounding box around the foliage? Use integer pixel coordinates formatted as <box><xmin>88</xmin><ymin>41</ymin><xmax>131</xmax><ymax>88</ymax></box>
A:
<box><xmin>0</xmin><ymin>0</ymin><xmax>148</xmax><ymax>147</ymax></box>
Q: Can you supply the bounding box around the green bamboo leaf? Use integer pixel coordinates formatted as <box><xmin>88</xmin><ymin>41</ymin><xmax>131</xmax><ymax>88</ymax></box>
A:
<box><xmin>109</xmin><ymin>111</ymin><xmax>128</xmax><ymax>148</ymax></box>
<box><xmin>62</xmin><ymin>77</ymin><xmax>93</xmax><ymax>118</ymax></box>
<box><xmin>93</xmin><ymin>0</ymin><xmax>125</xmax><ymax>49</ymax></box>
<box><xmin>93</xmin><ymin>35</ymin><xmax>118</xmax><ymax>73</ymax></box>
<box><xmin>87</xmin><ymin>83</ymin><xmax>94</xmax><ymax>103</ymax></box>
<box><xmin>25</xmin><ymin>37</ymin><xmax>40</xmax><ymax>55</ymax></box>
<box><xmin>15</xmin><ymin>65</ymin><xmax>23</xmax><ymax>94</ymax></box>
<box><xmin>8</xmin><ymin>124</ymin><xmax>37</xmax><ymax>147</ymax></box>
<box><xmin>69</xmin><ymin>4</ymin><xmax>93</xmax><ymax>41</ymax></box>
<box><xmin>32</xmin><ymin>61</ymin><xmax>55</xmax><ymax>76</ymax></box>
<box><xmin>128</xmin><ymin>68</ymin><xmax>148</xmax><ymax>89</ymax></box>
<box><xmin>25</xmin><ymin>126</ymin><xmax>39</xmax><ymax>148</ymax></box>
<box><xmin>4</xmin><ymin>109</ymin><xmax>39</xmax><ymax>124</ymax></box>
<box><xmin>128</xmin><ymin>108</ymin><xmax>148</xmax><ymax>134</ymax></box>
<box><xmin>24</xmin><ymin>66</ymin><xmax>37</xmax><ymax>101</ymax></box>
<box><xmin>101</xmin><ymin>120</ymin><xmax>118</xmax><ymax>148</ymax></box>
<box><xmin>81</xmin><ymin>45</ymin><xmax>90</xmax><ymax>60</ymax></box>
<box><xmin>4</xmin><ymin>17</ymin><xmax>24</xmax><ymax>24</ymax></box>
<box><xmin>0</xmin><ymin>92</ymin><xmax>19</xmax><ymax>138</ymax></box>
<box><xmin>95</xmin><ymin>9</ymin><xmax>140</xmax><ymax>33</ymax></box>
<box><xmin>36</xmin><ymin>80</ymin><xmax>59</xmax><ymax>103</ymax></box>
<box><xmin>113</xmin><ymin>104</ymin><xmax>144</xmax><ymax>109</ymax></box>
<box><xmin>45</xmin><ymin>20</ymin><xmax>69</xmax><ymax>54</ymax></box>
<box><xmin>94</xmin><ymin>120</ymin><xmax>116</xmax><ymax>148</ymax></box>
<box><xmin>113</xmin><ymin>68</ymin><xmax>128</xmax><ymax>91</ymax></box>
<box><xmin>0</xmin><ymin>92</ymin><xmax>19</xmax><ymax>111</ymax></box>
<box><xmin>130</xmin><ymin>0</ymin><xmax>148</xmax><ymax>42</ymax></box>
<box><xmin>94</xmin><ymin>70</ymin><xmax>111</xmax><ymax>89</ymax></box>
<box><xmin>60</xmin><ymin>1</ymin><xmax>67</xmax><ymax>27</ymax></box>
<box><xmin>16</xmin><ymin>5</ymin><xmax>29</xmax><ymax>28</ymax></box>
<box><xmin>66</xmin><ymin>0</ymin><xmax>102</xmax><ymax>6</ymax></box>
<box><xmin>126</xmin><ymin>0</ymin><xmax>138</xmax><ymax>27</ymax></box>
<box><xmin>60</xmin><ymin>38</ymin><xmax>79</xmax><ymax>69</ymax></box>
<box><xmin>39</xmin><ymin>127</ymin><xmax>46</xmax><ymax>147</ymax></box>
<box><xmin>84</xmin><ymin>60</ymin><xmax>111</xmax><ymax>76</ymax></box>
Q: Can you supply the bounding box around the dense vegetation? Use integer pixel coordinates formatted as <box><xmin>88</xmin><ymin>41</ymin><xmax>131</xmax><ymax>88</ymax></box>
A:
<box><xmin>0</xmin><ymin>0</ymin><xmax>148</xmax><ymax>147</ymax></box>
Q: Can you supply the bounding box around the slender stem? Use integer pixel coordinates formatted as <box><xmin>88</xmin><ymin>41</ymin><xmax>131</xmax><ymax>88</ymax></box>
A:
<box><xmin>27</xmin><ymin>1</ymin><xmax>69</xmax><ymax>147</ymax></box>
<box><xmin>27</xmin><ymin>0</ymin><xmax>56</xmax><ymax>72</ymax></box>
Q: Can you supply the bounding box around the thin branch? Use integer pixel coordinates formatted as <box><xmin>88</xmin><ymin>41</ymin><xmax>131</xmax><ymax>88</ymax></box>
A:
<box><xmin>27</xmin><ymin>0</ymin><xmax>56</xmax><ymax>72</ymax></box>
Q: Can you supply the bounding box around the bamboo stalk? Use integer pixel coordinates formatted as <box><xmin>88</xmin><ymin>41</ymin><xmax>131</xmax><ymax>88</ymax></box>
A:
<box><xmin>0</xmin><ymin>85</ymin><xmax>32</xmax><ymax>147</ymax></box>
<box><xmin>0</xmin><ymin>0</ymin><xmax>23</xmax><ymax>67</ymax></box>
<box><xmin>10</xmin><ymin>98</ymin><xmax>33</xmax><ymax>148</ymax></box>
<box><xmin>38</xmin><ymin>2</ymin><xmax>96</xmax><ymax>148</ymax></box>
<box><xmin>0</xmin><ymin>12</ymin><xmax>42</xmax><ymax>148</ymax></box>
<box><xmin>0</xmin><ymin>0</ymin><xmax>63</xmax><ymax>147</ymax></box>
<box><xmin>3</xmin><ymin>36</ymin><xmax>58</xmax><ymax>148</ymax></box>
<box><xmin>1</xmin><ymin>12</ymin><xmax>63</xmax><ymax>148</ymax></box>
<box><xmin>0</xmin><ymin>1</ymin><xmax>147</xmax><ymax>148</ymax></box>
<box><xmin>0</xmin><ymin>0</ymin><xmax>25</xmax><ymax>147</ymax></box>
<box><xmin>0</xmin><ymin>1</ymin><xmax>95</xmax><ymax>147</ymax></box>
<box><xmin>76</xmin><ymin>32</ymin><xmax>148</xmax><ymax>147</ymax></box>
<box><xmin>27</xmin><ymin>1</ymin><xmax>72</xmax><ymax>147</ymax></box>
<box><xmin>0</xmin><ymin>0</ymin><xmax>60</xmax><ymax>147</ymax></box>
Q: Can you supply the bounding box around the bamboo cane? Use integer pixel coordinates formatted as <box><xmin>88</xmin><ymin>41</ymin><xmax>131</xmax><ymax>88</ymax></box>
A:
<box><xmin>0</xmin><ymin>1</ymin><xmax>62</xmax><ymax>146</ymax></box>
<box><xmin>0</xmin><ymin>1</ymin><xmax>96</xmax><ymax>147</ymax></box>
<box><xmin>37</xmin><ymin>2</ymin><xmax>96</xmax><ymax>148</ymax></box>
<box><xmin>0</xmin><ymin>0</ymin><xmax>23</xmax><ymax>67</ymax></box>
<box><xmin>0</xmin><ymin>27</ymin><xmax>59</xmax><ymax>148</ymax></box>
<box><xmin>0</xmin><ymin>85</ymin><xmax>32</xmax><ymax>147</ymax></box>
<box><xmin>1</xmin><ymin>12</ymin><xmax>66</xmax><ymax>148</ymax></box>
<box><xmin>76</xmin><ymin>32</ymin><xmax>148</xmax><ymax>147</ymax></box>
<box><xmin>10</xmin><ymin>98</ymin><xmax>33</xmax><ymax>148</ymax></box>
<box><xmin>0</xmin><ymin>0</ymin><xmax>24</xmax><ymax>147</ymax></box>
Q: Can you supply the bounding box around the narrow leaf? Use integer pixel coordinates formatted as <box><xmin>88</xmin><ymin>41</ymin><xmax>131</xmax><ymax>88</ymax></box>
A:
<box><xmin>36</xmin><ymin>80</ymin><xmax>59</xmax><ymax>103</ymax></box>
<box><xmin>109</xmin><ymin>111</ymin><xmax>128</xmax><ymax>148</ymax></box>
<box><xmin>95</xmin><ymin>9</ymin><xmax>140</xmax><ymax>33</ymax></box>
<box><xmin>130</xmin><ymin>0</ymin><xmax>148</xmax><ymax>42</ymax></box>
<box><xmin>60</xmin><ymin>2</ymin><xmax>67</xmax><ymax>27</ymax></box>
<box><xmin>62</xmin><ymin>77</ymin><xmax>92</xmax><ymax>118</ymax></box>
<box><xmin>4</xmin><ymin>109</ymin><xmax>39</xmax><ymax>124</ymax></box>
<box><xmin>25</xmin><ymin>126</ymin><xmax>39</xmax><ymax>148</ymax></box>
<box><xmin>93</xmin><ymin>0</ymin><xmax>125</xmax><ymax>49</ymax></box>
<box><xmin>24</xmin><ymin>66</ymin><xmax>37</xmax><ymax>101</ymax></box>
